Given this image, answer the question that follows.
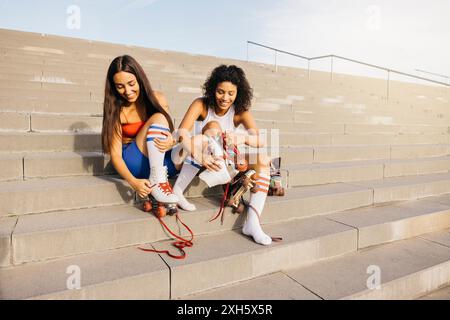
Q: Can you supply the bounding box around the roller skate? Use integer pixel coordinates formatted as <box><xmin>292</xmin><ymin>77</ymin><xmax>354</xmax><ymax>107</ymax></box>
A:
<box><xmin>226</xmin><ymin>169</ymin><xmax>256</xmax><ymax>214</ymax></box>
<box><xmin>199</xmin><ymin>134</ymin><xmax>249</xmax><ymax>188</ymax></box>
<box><xmin>143</xmin><ymin>195</ymin><xmax>178</xmax><ymax>218</ymax></box>
<box><xmin>142</xmin><ymin>166</ymin><xmax>179</xmax><ymax>217</ymax></box>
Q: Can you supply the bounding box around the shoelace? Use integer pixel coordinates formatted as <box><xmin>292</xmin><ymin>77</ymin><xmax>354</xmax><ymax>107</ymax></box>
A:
<box><xmin>158</xmin><ymin>181</ymin><xmax>173</xmax><ymax>195</ymax></box>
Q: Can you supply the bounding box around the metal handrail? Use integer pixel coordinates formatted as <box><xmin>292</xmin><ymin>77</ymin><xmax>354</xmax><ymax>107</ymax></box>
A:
<box><xmin>247</xmin><ymin>41</ymin><xmax>449</xmax><ymax>100</ymax></box>
<box><xmin>415</xmin><ymin>69</ymin><xmax>450</xmax><ymax>81</ymax></box>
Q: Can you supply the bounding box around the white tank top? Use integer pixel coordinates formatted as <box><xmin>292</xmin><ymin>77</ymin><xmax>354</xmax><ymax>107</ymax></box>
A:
<box><xmin>194</xmin><ymin>105</ymin><xmax>236</xmax><ymax>135</ymax></box>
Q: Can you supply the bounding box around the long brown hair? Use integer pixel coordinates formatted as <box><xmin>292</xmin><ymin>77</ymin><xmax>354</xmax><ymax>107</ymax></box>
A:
<box><xmin>101</xmin><ymin>55</ymin><xmax>174</xmax><ymax>154</ymax></box>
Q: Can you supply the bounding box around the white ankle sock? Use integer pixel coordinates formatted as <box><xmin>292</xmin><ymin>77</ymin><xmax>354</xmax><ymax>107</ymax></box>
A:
<box><xmin>242</xmin><ymin>173</ymin><xmax>272</xmax><ymax>245</ymax></box>
<box><xmin>146</xmin><ymin>123</ymin><xmax>170</xmax><ymax>181</ymax></box>
<box><xmin>173</xmin><ymin>156</ymin><xmax>201</xmax><ymax>211</ymax></box>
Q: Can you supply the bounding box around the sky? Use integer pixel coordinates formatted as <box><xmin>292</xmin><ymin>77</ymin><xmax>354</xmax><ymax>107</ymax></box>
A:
<box><xmin>0</xmin><ymin>0</ymin><xmax>449</xmax><ymax>83</ymax></box>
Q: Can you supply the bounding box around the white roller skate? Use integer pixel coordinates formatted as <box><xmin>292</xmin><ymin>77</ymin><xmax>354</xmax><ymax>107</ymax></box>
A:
<box><xmin>199</xmin><ymin>136</ymin><xmax>239</xmax><ymax>187</ymax></box>
<box><xmin>149</xmin><ymin>166</ymin><xmax>179</xmax><ymax>204</ymax></box>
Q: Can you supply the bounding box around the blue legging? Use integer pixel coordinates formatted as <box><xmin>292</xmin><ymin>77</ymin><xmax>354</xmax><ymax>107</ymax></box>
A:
<box><xmin>122</xmin><ymin>140</ymin><xmax>178</xmax><ymax>179</ymax></box>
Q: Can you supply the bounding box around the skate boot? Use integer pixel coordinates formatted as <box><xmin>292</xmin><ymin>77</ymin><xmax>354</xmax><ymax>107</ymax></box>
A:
<box><xmin>199</xmin><ymin>136</ymin><xmax>239</xmax><ymax>187</ymax></box>
<box><xmin>149</xmin><ymin>166</ymin><xmax>179</xmax><ymax>203</ymax></box>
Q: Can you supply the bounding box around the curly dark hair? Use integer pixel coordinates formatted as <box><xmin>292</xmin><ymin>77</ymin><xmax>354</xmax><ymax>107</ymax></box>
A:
<box><xmin>202</xmin><ymin>65</ymin><xmax>253</xmax><ymax>114</ymax></box>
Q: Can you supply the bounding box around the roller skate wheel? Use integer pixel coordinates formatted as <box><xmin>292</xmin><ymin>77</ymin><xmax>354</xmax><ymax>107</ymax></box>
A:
<box><xmin>143</xmin><ymin>201</ymin><xmax>152</xmax><ymax>212</ymax></box>
<box><xmin>155</xmin><ymin>205</ymin><xmax>166</xmax><ymax>218</ymax></box>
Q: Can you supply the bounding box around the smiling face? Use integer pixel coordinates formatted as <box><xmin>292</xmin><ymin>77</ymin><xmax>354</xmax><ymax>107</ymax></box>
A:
<box><xmin>215</xmin><ymin>81</ymin><xmax>237</xmax><ymax>111</ymax></box>
<box><xmin>113</xmin><ymin>71</ymin><xmax>140</xmax><ymax>103</ymax></box>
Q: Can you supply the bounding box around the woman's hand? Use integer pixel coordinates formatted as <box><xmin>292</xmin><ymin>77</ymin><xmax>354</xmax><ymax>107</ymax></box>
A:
<box><xmin>191</xmin><ymin>152</ymin><xmax>222</xmax><ymax>172</ymax></box>
<box><xmin>131</xmin><ymin>179</ymin><xmax>154</xmax><ymax>199</ymax></box>
<box><xmin>202</xmin><ymin>154</ymin><xmax>223</xmax><ymax>172</ymax></box>
<box><xmin>154</xmin><ymin>131</ymin><xmax>176</xmax><ymax>152</ymax></box>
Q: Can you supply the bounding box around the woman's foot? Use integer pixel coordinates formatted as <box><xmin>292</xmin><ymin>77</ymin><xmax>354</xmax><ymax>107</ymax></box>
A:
<box><xmin>242</xmin><ymin>210</ymin><xmax>272</xmax><ymax>246</ymax></box>
<box><xmin>150</xmin><ymin>166</ymin><xmax>179</xmax><ymax>204</ymax></box>
<box><xmin>173</xmin><ymin>185</ymin><xmax>197</xmax><ymax>211</ymax></box>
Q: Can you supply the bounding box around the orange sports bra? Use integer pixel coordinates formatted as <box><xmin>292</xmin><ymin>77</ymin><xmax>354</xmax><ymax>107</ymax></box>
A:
<box><xmin>122</xmin><ymin>121</ymin><xmax>145</xmax><ymax>139</ymax></box>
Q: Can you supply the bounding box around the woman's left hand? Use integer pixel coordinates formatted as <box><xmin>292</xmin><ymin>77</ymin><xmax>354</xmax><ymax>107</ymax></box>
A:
<box><xmin>154</xmin><ymin>131</ymin><xmax>176</xmax><ymax>152</ymax></box>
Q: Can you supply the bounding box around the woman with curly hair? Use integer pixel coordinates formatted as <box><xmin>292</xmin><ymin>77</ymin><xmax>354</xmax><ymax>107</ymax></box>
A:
<box><xmin>172</xmin><ymin>64</ymin><xmax>273</xmax><ymax>246</ymax></box>
<box><xmin>101</xmin><ymin>55</ymin><xmax>179</xmax><ymax>204</ymax></box>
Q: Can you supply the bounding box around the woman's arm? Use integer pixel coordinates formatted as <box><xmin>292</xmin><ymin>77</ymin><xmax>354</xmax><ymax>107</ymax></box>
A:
<box><xmin>109</xmin><ymin>124</ymin><xmax>139</xmax><ymax>187</ymax></box>
<box><xmin>176</xmin><ymin>97</ymin><xmax>205</xmax><ymax>155</ymax></box>
<box><xmin>108</xmin><ymin>123</ymin><xmax>152</xmax><ymax>199</ymax></box>
<box><xmin>234</xmin><ymin>111</ymin><xmax>266</xmax><ymax>148</ymax></box>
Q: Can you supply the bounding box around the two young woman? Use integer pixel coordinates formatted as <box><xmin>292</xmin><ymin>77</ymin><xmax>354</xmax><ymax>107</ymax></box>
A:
<box><xmin>102</xmin><ymin>55</ymin><xmax>273</xmax><ymax>245</ymax></box>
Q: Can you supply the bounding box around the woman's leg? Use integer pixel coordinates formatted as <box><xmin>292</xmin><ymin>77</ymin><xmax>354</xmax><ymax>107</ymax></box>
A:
<box><xmin>173</xmin><ymin>121</ymin><xmax>223</xmax><ymax>211</ymax></box>
<box><xmin>135</xmin><ymin>113</ymin><xmax>178</xmax><ymax>203</ymax></box>
<box><xmin>242</xmin><ymin>152</ymin><xmax>273</xmax><ymax>245</ymax></box>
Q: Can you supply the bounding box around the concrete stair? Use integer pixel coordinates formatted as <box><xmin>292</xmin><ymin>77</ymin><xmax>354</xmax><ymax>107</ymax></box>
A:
<box><xmin>186</xmin><ymin>228</ymin><xmax>450</xmax><ymax>300</ymax></box>
<box><xmin>0</xmin><ymin>28</ymin><xmax>449</xmax><ymax>300</ymax></box>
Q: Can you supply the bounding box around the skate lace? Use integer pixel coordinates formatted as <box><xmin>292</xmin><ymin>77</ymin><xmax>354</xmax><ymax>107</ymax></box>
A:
<box><xmin>158</xmin><ymin>181</ymin><xmax>173</xmax><ymax>195</ymax></box>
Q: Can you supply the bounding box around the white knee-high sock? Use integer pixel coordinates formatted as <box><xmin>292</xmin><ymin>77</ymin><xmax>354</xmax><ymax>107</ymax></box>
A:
<box><xmin>146</xmin><ymin>123</ymin><xmax>170</xmax><ymax>181</ymax></box>
<box><xmin>173</xmin><ymin>156</ymin><xmax>202</xmax><ymax>211</ymax></box>
<box><xmin>243</xmin><ymin>173</ymin><xmax>272</xmax><ymax>245</ymax></box>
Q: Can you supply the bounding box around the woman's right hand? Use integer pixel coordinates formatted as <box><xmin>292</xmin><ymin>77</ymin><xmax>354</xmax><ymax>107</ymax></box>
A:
<box><xmin>200</xmin><ymin>154</ymin><xmax>223</xmax><ymax>172</ymax></box>
<box><xmin>131</xmin><ymin>179</ymin><xmax>154</xmax><ymax>199</ymax></box>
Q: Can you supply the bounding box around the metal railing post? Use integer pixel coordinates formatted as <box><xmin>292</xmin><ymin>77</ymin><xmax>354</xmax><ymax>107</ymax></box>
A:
<box><xmin>387</xmin><ymin>70</ymin><xmax>391</xmax><ymax>102</ymax></box>
<box><xmin>308</xmin><ymin>60</ymin><xmax>311</xmax><ymax>80</ymax></box>
<box><xmin>246</xmin><ymin>41</ymin><xmax>249</xmax><ymax>63</ymax></box>
<box><xmin>330</xmin><ymin>56</ymin><xmax>334</xmax><ymax>82</ymax></box>
<box><xmin>274</xmin><ymin>50</ymin><xmax>278</xmax><ymax>72</ymax></box>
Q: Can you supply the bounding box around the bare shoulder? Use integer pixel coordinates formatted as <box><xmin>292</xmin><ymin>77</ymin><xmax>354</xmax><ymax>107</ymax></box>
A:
<box><xmin>235</xmin><ymin>109</ymin><xmax>252</xmax><ymax>122</ymax></box>
<box><xmin>190</xmin><ymin>97</ymin><xmax>207</xmax><ymax>115</ymax></box>
<box><xmin>235</xmin><ymin>110</ymin><xmax>256</xmax><ymax>129</ymax></box>
<box><xmin>153</xmin><ymin>90</ymin><xmax>169</xmax><ymax>109</ymax></box>
<box><xmin>191</xmin><ymin>97</ymin><xmax>206</xmax><ymax>107</ymax></box>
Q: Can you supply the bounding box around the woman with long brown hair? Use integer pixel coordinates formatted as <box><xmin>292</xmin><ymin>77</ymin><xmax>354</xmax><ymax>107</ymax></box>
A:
<box><xmin>101</xmin><ymin>55</ymin><xmax>178</xmax><ymax>204</ymax></box>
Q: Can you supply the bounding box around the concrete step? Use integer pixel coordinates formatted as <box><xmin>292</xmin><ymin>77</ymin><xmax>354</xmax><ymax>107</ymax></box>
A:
<box><xmin>0</xmin><ymin>96</ymin><xmax>102</xmax><ymax>114</ymax></box>
<box><xmin>344</xmin><ymin>123</ymin><xmax>450</xmax><ymax>135</ymax></box>
<box><xmin>0</xmin><ymin>153</ymin><xmax>24</xmax><ymax>181</ymax></box>
<box><xmin>314</xmin><ymin>144</ymin><xmax>450</xmax><ymax>162</ymax></box>
<box><xmin>0</xmin><ymin>246</ymin><xmax>170</xmax><ymax>300</ymax></box>
<box><xmin>2</xmin><ymin>145</ymin><xmax>449</xmax><ymax>191</ymax></box>
<box><xmin>0</xmin><ymin>151</ymin><xmax>113</xmax><ymax>182</ymax></box>
<box><xmin>350</xmin><ymin>172</ymin><xmax>450</xmax><ymax>204</ymax></box>
<box><xmin>0</xmin><ymin>175</ymin><xmax>134</xmax><ymax>217</ymax></box>
<box><xmin>256</xmin><ymin>120</ymin><xmax>450</xmax><ymax>135</ymax></box>
<box><xmin>14</xmin><ymin>152</ymin><xmax>450</xmax><ymax>185</ymax></box>
<box><xmin>3</xmin><ymin>131</ymin><xmax>450</xmax><ymax>155</ymax></box>
<box><xmin>4</xmin><ymin>110</ymin><xmax>448</xmax><ymax>138</ymax></box>
<box><xmin>0</xmin><ymin>215</ymin><xmax>358</xmax><ymax>299</ymax></box>
<box><xmin>277</xmin><ymin>133</ymin><xmax>450</xmax><ymax>146</ymax></box>
<box><xmin>285</xmin><ymin>156</ymin><xmax>450</xmax><ymax>187</ymax></box>
<box><xmin>2</xmin><ymin>203</ymin><xmax>450</xmax><ymax>299</ymax></box>
<box><xmin>4</xmin><ymin>155</ymin><xmax>450</xmax><ymax>218</ymax></box>
<box><xmin>0</xmin><ymin>112</ymin><xmax>30</xmax><ymax>131</ymax></box>
<box><xmin>418</xmin><ymin>285</ymin><xmax>450</xmax><ymax>300</ymax></box>
<box><xmin>186</xmin><ymin>229</ymin><xmax>450</xmax><ymax>300</ymax></box>
<box><xmin>0</xmin><ymin>146</ymin><xmax>309</xmax><ymax>181</ymax></box>
<box><xmin>293</xmin><ymin>111</ymin><xmax>450</xmax><ymax>126</ymax></box>
<box><xmin>0</xmin><ymin>132</ymin><xmax>101</xmax><ymax>152</ymax></box>
<box><xmin>0</xmin><ymin>77</ymin><xmax>105</xmax><ymax>96</ymax></box>
<box><xmin>30</xmin><ymin>114</ymin><xmax>103</xmax><ymax>133</ymax></box>
<box><xmin>0</xmin><ymin>112</ymin><xmax>103</xmax><ymax>133</ymax></box>
<box><xmin>5</xmin><ymin>187</ymin><xmax>450</xmax><ymax>268</ymax></box>
<box><xmin>3</xmin><ymin>183</ymin><xmax>374</xmax><ymax>265</ymax></box>
<box><xmin>328</xmin><ymin>194</ymin><xmax>450</xmax><ymax>249</ymax></box>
